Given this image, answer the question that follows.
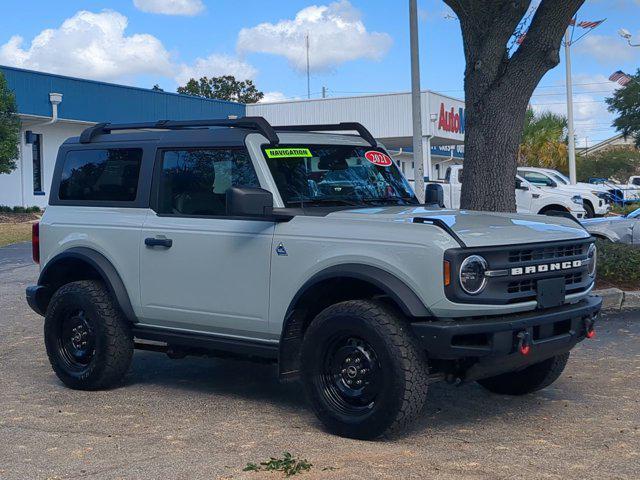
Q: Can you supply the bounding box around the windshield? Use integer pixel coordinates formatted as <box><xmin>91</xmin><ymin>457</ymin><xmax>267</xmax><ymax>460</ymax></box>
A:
<box><xmin>549</xmin><ymin>171</ymin><xmax>570</xmax><ymax>185</ymax></box>
<box><xmin>627</xmin><ymin>208</ymin><xmax>640</xmax><ymax>219</ymax></box>
<box><xmin>263</xmin><ymin>144</ymin><xmax>417</xmax><ymax>207</ymax></box>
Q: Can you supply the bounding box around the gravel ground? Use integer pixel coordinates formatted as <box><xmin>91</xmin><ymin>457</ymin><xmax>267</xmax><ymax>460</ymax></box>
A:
<box><xmin>1</xmin><ymin>244</ymin><xmax>638</xmax><ymax>480</ymax></box>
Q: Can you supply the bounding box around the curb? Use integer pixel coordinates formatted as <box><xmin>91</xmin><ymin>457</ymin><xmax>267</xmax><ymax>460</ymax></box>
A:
<box><xmin>594</xmin><ymin>288</ymin><xmax>640</xmax><ymax>311</ymax></box>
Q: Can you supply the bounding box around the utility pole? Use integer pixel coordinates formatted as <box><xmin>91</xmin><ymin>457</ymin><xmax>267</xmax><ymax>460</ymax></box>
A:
<box><xmin>564</xmin><ymin>27</ymin><xmax>577</xmax><ymax>185</ymax></box>
<box><xmin>322</xmin><ymin>86</ymin><xmax>327</xmax><ymax>99</ymax></box>
<box><xmin>306</xmin><ymin>33</ymin><xmax>311</xmax><ymax>99</ymax></box>
<box><xmin>409</xmin><ymin>0</ymin><xmax>425</xmax><ymax>202</ymax></box>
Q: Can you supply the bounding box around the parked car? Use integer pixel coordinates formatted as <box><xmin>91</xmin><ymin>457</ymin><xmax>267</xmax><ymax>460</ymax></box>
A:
<box><xmin>430</xmin><ymin>165</ymin><xmax>587</xmax><ymax>219</ymax></box>
<box><xmin>517</xmin><ymin>167</ymin><xmax>610</xmax><ymax>218</ymax></box>
<box><xmin>27</xmin><ymin>118</ymin><xmax>600</xmax><ymax>440</ymax></box>
<box><xmin>582</xmin><ymin>207</ymin><xmax>640</xmax><ymax>244</ymax></box>
<box><xmin>588</xmin><ymin>177</ymin><xmax>640</xmax><ymax>205</ymax></box>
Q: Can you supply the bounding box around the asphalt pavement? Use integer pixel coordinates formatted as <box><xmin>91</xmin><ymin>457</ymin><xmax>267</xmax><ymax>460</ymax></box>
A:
<box><xmin>0</xmin><ymin>243</ymin><xmax>638</xmax><ymax>479</ymax></box>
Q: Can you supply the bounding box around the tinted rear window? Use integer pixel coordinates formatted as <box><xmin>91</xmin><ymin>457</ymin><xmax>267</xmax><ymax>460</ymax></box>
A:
<box><xmin>59</xmin><ymin>149</ymin><xmax>143</xmax><ymax>201</ymax></box>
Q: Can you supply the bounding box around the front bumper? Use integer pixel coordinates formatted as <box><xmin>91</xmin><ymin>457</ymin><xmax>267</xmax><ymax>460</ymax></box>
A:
<box><xmin>410</xmin><ymin>296</ymin><xmax>601</xmax><ymax>380</ymax></box>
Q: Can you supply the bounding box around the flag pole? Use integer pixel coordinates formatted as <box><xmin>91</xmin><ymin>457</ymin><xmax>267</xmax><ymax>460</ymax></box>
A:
<box><xmin>565</xmin><ymin>27</ymin><xmax>577</xmax><ymax>185</ymax></box>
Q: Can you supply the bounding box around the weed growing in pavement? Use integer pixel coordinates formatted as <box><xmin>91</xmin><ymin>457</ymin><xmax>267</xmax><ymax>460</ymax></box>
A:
<box><xmin>243</xmin><ymin>452</ymin><xmax>312</xmax><ymax>476</ymax></box>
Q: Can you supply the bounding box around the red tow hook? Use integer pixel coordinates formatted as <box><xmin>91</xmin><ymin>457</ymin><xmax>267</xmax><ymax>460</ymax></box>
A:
<box><xmin>517</xmin><ymin>331</ymin><xmax>532</xmax><ymax>356</ymax></box>
<box><xmin>585</xmin><ymin>318</ymin><xmax>596</xmax><ymax>339</ymax></box>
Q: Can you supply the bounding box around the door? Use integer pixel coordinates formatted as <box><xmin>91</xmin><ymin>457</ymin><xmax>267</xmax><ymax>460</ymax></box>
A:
<box><xmin>515</xmin><ymin>176</ymin><xmax>533</xmax><ymax>213</ymax></box>
<box><xmin>139</xmin><ymin>147</ymin><xmax>275</xmax><ymax>338</ymax></box>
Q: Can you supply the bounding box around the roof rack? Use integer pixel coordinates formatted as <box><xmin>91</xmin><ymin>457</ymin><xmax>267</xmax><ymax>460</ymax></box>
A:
<box><xmin>79</xmin><ymin>116</ymin><xmax>280</xmax><ymax>144</ymax></box>
<box><xmin>78</xmin><ymin>117</ymin><xmax>379</xmax><ymax>148</ymax></box>
<box><xmin>274</xmin><ymin>122</ymin><xmax>377</xmax><ymax>147</ymax></box>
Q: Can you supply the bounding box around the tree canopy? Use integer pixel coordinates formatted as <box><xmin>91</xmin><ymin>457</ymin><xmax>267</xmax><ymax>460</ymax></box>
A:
<box><xmin>443</xmin><ymin>0</ymin><xmax>584</xmax><ymax>212</ymax></box>
<box><xmin>0</xmin><ymin>71</ymin><xmax>20</xmax><ymax>175</ymax></box>
<box><xmin>518</xmin><ymin>109</ymin><xmax>568</xmax><ymax>169</ymax></box>
<box><xmin>606</xmin><ymin>70</ymin><xmax>640</xmax><ymax>148</ymax></box>
<box><xmin>577</xmin><ymin>147</ymin><xmax>640</xmax><ymax>183</ymax></box>
<box><xmin>177</xmin><ymin>75</ymin><xmax>264</xmax><ymax>104</ymax></box>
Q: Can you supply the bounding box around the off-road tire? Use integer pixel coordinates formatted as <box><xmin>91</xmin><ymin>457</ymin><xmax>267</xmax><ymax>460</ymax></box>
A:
<box><xmin>477</xmin><ymin>353</ymin><xmax>570</xmax><ymax>395</ymax></box>
<box><xmin>300</xmin><ymin>300</ymin><xmax>429</xmax><ymax>439</ymax></box>
<box><xmin>44</xmin><ymin>280</ymin><xmax>133</xmax><ymax>390</ymax></box>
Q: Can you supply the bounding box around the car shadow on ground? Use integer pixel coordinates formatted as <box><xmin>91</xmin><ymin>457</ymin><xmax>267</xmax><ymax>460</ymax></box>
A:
<box><xmin>124</xmin><ymin>349</ymin><xmax>575</xmax><ymax>437</ymax></box>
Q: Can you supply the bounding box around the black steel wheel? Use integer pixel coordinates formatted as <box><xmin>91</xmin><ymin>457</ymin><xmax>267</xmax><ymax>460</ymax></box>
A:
<box><xmin>56</xmin><ymin>309</ymin><xmax>96</xmax><ymax>371</ymax></box>
<box><xmin>301</xmin><ymin>300</ymin><xmax>429</xmax><ymax>439</ymax></box>
<box><xmin>44</xmin><ymin>280</ymin><xmax>133</xmax><ymax>390</ymax></box>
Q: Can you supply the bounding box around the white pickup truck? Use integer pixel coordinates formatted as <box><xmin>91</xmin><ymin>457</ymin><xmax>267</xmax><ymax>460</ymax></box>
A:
<box><xmin>431</xmin><ymin>165</ymin><xmax>586</xmax><ymax>219</ymax></box>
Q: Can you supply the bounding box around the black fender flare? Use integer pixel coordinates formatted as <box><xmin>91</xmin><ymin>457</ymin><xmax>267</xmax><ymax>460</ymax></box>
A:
<box><xmin>38</xmin><ymin>247</ymin><xmax>137</xmax><ymax>323</ymax></box>
<box><xmin>285</xmin><ymin>263</ymin><xmax>432</xmax><ymax>320</ymax></box>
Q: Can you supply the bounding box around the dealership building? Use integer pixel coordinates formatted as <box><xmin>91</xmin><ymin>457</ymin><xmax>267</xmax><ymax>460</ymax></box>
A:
<box><xmin>0</xmin><ymin>65</ymin><xmax>464</xmax><ymax>207</ymax></box>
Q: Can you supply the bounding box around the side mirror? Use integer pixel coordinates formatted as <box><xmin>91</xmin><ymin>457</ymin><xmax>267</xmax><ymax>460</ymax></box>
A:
<box><xmin>516</xmin><ymin>179</ymin><xmax>529</xmax><ymax>191</ymax></box>
<box><xmin>226</xmin><ymin>187</ymin><xmax>274</xmax><ymax>217</ymax></box>
<box><xmin>425</xmin><ymin>183</ymin><xmax>444</xmax><ymax>207</ymax></box>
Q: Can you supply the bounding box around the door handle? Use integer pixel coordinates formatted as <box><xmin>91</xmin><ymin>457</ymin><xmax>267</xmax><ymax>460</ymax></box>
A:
<box><xmin>145</xmin><ymin>237</ymin><xmax>173</xmax><ymax>248</ymax></box>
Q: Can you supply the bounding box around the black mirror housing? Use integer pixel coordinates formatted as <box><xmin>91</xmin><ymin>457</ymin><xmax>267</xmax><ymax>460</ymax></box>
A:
<box><xmin>425</xmin><ymin>183</ymin><xmax>445</xmax><ymax>207</ymax></box>
<box><xmin>226</xmin><ymin>187</ymin><xmax>274</xmax><ymax>217</ymax></box>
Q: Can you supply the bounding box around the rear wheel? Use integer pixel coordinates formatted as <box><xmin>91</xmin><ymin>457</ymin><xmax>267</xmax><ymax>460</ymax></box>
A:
<box><xmin>477</xmin><ymin>353</ymin><xmax>570</xmax><ymax>395</ymax></box>
<box><xmin>44</xmin><ymin>280</ymin><xmax>133</xmax><ymax>390</ymax></box>
<box><xmin>301</xmin><ymin>300</ymin><xmax>429</xmax><ymax>439</ymax></box>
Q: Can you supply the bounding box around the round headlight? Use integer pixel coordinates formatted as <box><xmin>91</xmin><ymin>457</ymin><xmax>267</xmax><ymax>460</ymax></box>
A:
<box><xmin>459</xmin><ymin>255</ymin><xmax>488</xmax><ymax>295</ymax></box>
<box><xmin>587</xmin><ymin>243</ymin><xmax>597</xmax><ymax>277</ymax></box>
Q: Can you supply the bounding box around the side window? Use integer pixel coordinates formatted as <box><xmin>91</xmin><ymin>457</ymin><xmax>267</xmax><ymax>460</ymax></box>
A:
<box><xmin>157</xmin><ymin>149</ymin><xmax>259</xmax><ymax>216</ymax></box>
<box><xmin>523</xmin><ymin>172</ymin><xmax>553</xmax><ymax>186</ymax></box>
<box><xmin>59</xmin><ymin>149</ymin><xmax>142</xmax><ymax>201</ymax></box>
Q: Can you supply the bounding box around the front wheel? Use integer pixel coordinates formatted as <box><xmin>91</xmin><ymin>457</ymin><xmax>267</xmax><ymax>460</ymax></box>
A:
<box><xmin>477</xmin><ymin>353</ymin><xmax>570</xmax><ymax>395</ymax></box>
<box><xmin>300</xmin><ymin>300</ymin><xmax>429</xmax><ymax>439</ymax></box>
<box><xmin>44</xmin><ymin>280</ymin><xmax>133</xmax><ymax>390</ymax></box>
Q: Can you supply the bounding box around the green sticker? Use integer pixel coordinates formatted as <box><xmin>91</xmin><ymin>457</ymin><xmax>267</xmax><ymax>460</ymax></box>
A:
<box><xmin>265</xmin><ymin>148</ymin><xmax>312</xmax><ymax>159</ymax></box>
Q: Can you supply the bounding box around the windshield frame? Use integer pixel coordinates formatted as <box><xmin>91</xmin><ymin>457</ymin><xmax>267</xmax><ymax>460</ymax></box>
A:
<box><xmin>261</xmin><ymin>143</ymin><xmax>418</xmax><ymax>208</ymax></box>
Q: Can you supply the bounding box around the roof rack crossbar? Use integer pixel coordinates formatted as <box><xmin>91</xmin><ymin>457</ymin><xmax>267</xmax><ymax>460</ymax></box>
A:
<box><xmin>79</xmin><ymin>116</ymin><xmax>280</xmax><ymax>144</ymax></box>
<box><xmin>274</xmin><ymin>122</ymin><xmax>377</xmax><ymax>147</ymax></box>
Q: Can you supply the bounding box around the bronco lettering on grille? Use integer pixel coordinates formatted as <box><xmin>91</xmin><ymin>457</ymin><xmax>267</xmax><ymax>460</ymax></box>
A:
<box><xmin>510</xmin><ymin>260</ymin><xmax>582</xmax><ymax>276</ymax></box>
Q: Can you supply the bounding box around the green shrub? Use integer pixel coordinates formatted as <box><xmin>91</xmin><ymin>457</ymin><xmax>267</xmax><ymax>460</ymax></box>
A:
<box><xmin>0</xmin><ymin>205</ymin><xmax>41</xmax><ymax>213</ymax></box>
<box><xmin>609</xmin><ymin>204</ymin><xmax>638</xmax><ymax>216</ymax></box>
<box><xmin>596</xmin><ymin>239</ymin><xmax>640</xmax><ymax>288</ymax></box>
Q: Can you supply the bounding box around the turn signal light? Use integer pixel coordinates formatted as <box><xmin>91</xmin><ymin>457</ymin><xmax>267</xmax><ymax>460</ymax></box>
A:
<box><xmin>586</xmin><ymin>328</ymin><xmax>595</xmax><ymax>339</ymax></box>
<box><xmin>443</xmin><ymin>260</ymin><xmax>451</xmax><ymax>287</ymax></box>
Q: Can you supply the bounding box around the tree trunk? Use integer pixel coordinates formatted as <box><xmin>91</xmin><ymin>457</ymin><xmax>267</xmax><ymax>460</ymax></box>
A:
<box><xmin>444</xmin><ymin>0</ymin><xmax>585</xmax><ymax>212</ymax></box>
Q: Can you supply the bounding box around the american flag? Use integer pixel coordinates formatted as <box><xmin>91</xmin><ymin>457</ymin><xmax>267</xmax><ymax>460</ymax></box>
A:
<box><xmin>609</xmin><ymin>70</ymin><xmax>633</xmax><ymax>86</ymax></box>
<box><xmin>577</xmin><ymin>19</ymin><xmax>605</xmax><ymax>29</ymax></box>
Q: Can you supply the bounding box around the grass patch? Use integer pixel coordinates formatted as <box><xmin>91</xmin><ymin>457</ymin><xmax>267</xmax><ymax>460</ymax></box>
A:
<box><xmin>596</xmin><ymin>239</ymin><xmax>640</xmax><ymax>290</ymax></box>
<box><xmin>244</xmin><ymin>452</ymin><xmax>312</xmax><ymax>477</ymax></box>
<box><xmin>0</xmin><ymin>222</ymin><xmax>32</xmax><ymax>247</ymax></box>
<box><xmin>609</xmin><ymin>203</ymin><xmax>639</xmax><ymax>216</ymax></box>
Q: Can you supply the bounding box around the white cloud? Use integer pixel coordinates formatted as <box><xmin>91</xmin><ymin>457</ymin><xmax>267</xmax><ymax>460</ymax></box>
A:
<box><xmin>237</xmin><ymin>0</ymin><xmax>392</xmax><ymax>72</ymax></box>
<box><xmin>0</xmin><ymin>10</ymin><xmax>172</xmax><ymax>81</ymax></box>
<box><xmin>133</xmin><ymin>0</ymin><xmax>205</xmax><ymax>16</ymax></box>
<box><xmin>531</xmin><ymin>74</ymin><xmax>621</xmax><ymax>147</ymax></box>
<box><xmin>175</xmin><ymin>53</ymin><xmax>257</xmax><ymax>85</ymax></box>
<box><xmin>259</xmin><ymin>91</ymin><xmax>290</xmax><ymax>103</ymax></box>
<box><xmin>575</xmin><ymin>34</ymin><xmax>638</xmax><ymax>64</ymax></box>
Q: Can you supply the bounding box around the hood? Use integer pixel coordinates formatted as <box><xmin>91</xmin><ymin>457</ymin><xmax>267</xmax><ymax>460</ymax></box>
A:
<box><xmin>581</xmin><ymin>215</ymin><xmax>626</xmax><ymax>225</ymax></box>
<box><xmin>327</xmin><ymin>206</ymin><xmax>590</xmax><ymax>248</ymax></box>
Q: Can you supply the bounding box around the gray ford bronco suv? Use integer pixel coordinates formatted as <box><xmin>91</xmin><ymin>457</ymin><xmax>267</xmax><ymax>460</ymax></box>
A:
<box><xmin>27</xmin><ymin>117</ymin><xmax>601</xmax><ymax>439</ymax></box>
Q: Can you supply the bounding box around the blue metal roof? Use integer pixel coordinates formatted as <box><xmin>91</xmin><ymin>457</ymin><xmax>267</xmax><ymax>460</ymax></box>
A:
<box><xmin>0</xmin><ymin>65</ymin><xmax>245</xmax><ymax>123</ymax></box>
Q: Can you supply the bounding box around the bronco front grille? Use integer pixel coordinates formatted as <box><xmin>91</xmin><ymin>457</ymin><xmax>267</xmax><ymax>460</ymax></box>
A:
<box><xmin>507</xmin><ymin>272</ymin><xmax>585</xmax><ymax>296</ymax></box>
<box><xmin>508</xmin><ymin>244</ymin><xmax>585</xmax><ymax>263</ymax></box>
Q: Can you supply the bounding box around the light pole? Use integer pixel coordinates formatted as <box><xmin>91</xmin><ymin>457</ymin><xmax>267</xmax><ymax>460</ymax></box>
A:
<box><xmin>409</xmin><ymin>0</ymin><xmax>425</xmax><ymax>202</ymax></box>
<box><xmin>564</xmin><ymin>27</ymin><xmax>577</xmax><ymax>185</ymax></box>
<box><xmin>618</xmin><ymin>28</ymin><xmax>640</xmax><ymax>47</ymax></box>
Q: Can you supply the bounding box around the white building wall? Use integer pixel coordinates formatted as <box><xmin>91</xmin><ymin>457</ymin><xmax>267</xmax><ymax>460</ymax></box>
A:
<box><xmin>0</xmin><ymin>120</ymin><xmax>89</xmax><ymax>208</ymax></box>
<box><xmin>248</xmin><ymin>91</ymin><xmax>465</xmax><ymax>145</ymax></box>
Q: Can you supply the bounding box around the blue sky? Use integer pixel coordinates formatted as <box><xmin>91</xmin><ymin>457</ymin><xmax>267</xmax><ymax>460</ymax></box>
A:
<box><xmin>1</xmin><ymin>0</ymin><xmax>638</xmax><ymax>145</ymax></box>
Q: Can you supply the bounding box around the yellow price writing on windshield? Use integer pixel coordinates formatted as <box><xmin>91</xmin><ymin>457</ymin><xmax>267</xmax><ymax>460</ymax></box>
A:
<box><xmin>265</xmin><ymin>148</ymin><xmax>313</xmax><ymax>159</ymax></box>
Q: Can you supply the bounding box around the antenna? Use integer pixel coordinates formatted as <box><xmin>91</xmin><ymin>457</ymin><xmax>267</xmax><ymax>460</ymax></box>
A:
<box><xmin>306</xmin><ymin>33</ymin><xmax>311</xmax><ymax>99</ymax></box>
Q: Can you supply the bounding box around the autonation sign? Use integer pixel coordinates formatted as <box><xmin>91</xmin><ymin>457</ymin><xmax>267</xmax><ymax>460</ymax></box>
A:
<box><xmin>437</xmin><ymin>102</ymin><xmax>465</xmax><ymax>135</ymax></box>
